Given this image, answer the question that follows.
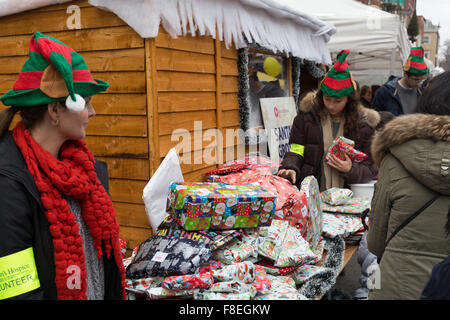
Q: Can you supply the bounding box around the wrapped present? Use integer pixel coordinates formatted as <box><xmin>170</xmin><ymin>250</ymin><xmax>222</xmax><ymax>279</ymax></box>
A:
<box><xmin>321</xmin><ymin>188</ymin><xmax>353</xmax><ymax>206</ymax></box>
<box><xmin>256</xmin><ymin>260</ymin><xmax>298</xmax><ymax>276</ymax></box>
<box><xmin>322</xmin><ymin>213</ymin><xmax>364</xmax><ymax>238</ymax></box>
<box><xmin>204</xmin><ymin>163</ymin><xmax>249</xmax><ymax>176</ymax></box>
<box><xmin>321</xmin><ymin>196</ymin><xmax>371</xmax><ymax>216</ymax></box>
<box><xmin>254</xmin><ymin>275</ymin><xmax>308</xmax><ymax>300</ymax></box>
<box><xmin>258</xmin><ymin>220</ymin><xmax>316</xmax><ymax>268</ymax></box>
<box><xmin>126</xmin><ymin>236</ymin><xmax>212</xmax><ymax>279</ymax></box>
<box><xmin>199</xmin><ymin>260</ymin><xmax>223</xmax><ymax>274</ymax></box>
<box><xmin>125</xmin><ymin>277</ymin><xmax>164</xmax><ymax>294</ymax></box>
<box><xmin>208</xmin><ymin>281</ymin><xmax>257</xmax><ymax>295</ymax></box>
<box><xmin>161</xmin><ymin>273</ymin><xmax>213</xmax><ymax>291</ymax></box>
<box><xmin>300</xmin><ymin>176</ymin><xmax>323</xmax><ymax>250</ymax></box>
<box><xmin>156</xmin><ymin>216</ymin><xmax>241</xmax><ymax>250</ymax></box>
<box><xmin>293</xmin><ymin>265</ymin><xmax>331</xmax><ymax>285</ymax></box>
<box><xmin>326</xmin><ymin>136</ymin><xmax>368</xmax><ymax>164</ymax></box>
<box><xmin>213</xmin><ymin>239</ymin><xmax>256</xmax><ymax>265</ymax></box>
<box><xmin>167</xmin><ymin>182</ymin><xmax>276</xmax><ymax>231</ymax></box>
<box><xmin>213</xmin><ymin>228</ymin><xmax>260</xmax><ymax>264</ymax></box>
<box><xmin>210</xmin><ymin>162</ymin><xmax>309</xmax><ymax>236</ymax></box>
<box><xmin>194</xmin><ymin>291</ymin><xmax>254</xmax><ymax>300</ymax></box>
<box><xmin>212</xmin><ymin>261</ymin><xmax>256</xmax><ymax>283</ymax></box>
<box><xmin>147</xmin><ymin>287</ymin><xmax>199</xmax><ymax>299</ymax></box>
<box><xmin>251</xmin><ymin>275</ymin><xmax>272</xmax><ymax>295</ymax></box>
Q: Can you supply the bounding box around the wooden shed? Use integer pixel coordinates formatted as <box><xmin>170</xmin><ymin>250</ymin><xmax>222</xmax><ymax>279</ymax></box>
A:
<box><xmin>0</xmin><ymin>0</ymin><xmax>334</xmax><ymax>255</ymax></box>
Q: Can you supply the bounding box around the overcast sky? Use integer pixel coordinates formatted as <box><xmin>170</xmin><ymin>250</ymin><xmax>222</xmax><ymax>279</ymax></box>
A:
<box><xmin>416</xmin><ymin>0</ymin><xmax>450</xmax><ymax>49</ymax></box>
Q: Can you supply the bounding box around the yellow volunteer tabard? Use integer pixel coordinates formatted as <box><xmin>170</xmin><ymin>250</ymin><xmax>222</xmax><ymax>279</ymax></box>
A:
<box><xmin>0</xmin><ymin>247</ymin><xmax>40</xmax><ymax>299</ymax></box>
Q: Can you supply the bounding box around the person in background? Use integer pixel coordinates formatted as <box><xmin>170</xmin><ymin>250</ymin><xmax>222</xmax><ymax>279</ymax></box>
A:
<box><xmin>360</xmin><ymin>86</ymin><xmax>372</xmax><ymax>109</ymax></box>
<box><xmin>0</xmin><ymin>32</ymin><xmax>126</xmax><ymax>300</ymax></box>
<box><xmin>277</xmin><ymin>49</ymin><xmax>379</xmax><ymax>191</ymax></box>
<box><xmin>367</xmin><ymin>70</ymin><xmax>450</xmax><ymax>300</ymax></box>
<box><xmin>421</xmin><ymin>207</ymin><xmax>450</xmax><ymax>300</ymax></box>
<box><xmin>371</xmin><ymin>47</ymin><xmax>428</xmax><ymax>116</ymax></box>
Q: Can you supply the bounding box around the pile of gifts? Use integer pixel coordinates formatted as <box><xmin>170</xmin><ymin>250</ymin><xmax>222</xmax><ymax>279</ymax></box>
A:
<box><xmin>122</xmin><ymin>156</ymin><xmax>369</xmax><ymax>300</ymax></box>
<box><xmin>320</xmin><ymin>187</ymin><xmax>370</xmax><ymax>245</ymax></box>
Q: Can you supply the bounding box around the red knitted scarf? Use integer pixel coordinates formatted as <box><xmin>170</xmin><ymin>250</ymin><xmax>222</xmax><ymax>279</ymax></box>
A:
<box><xmin>13</xmin><ymin>123</ymin><xmax>126</xmax><ymax>300</ymax></box>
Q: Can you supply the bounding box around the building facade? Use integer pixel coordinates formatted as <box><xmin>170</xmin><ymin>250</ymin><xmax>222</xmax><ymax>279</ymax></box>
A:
<box><xmin>422</xmin><ymin>18</ymin><xmax>440</xmax><ymax>66</ymax></box>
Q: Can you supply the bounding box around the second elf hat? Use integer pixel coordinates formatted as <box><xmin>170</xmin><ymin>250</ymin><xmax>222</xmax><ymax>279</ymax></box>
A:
<box><xmin>320</xmin><ymin>49</ymin><xmax>356</xmax><ymax>98</ymax></box>
<box><xmin>0</xmin><ymin>32</ymin><xmax>109</xmax><ymax>113</ymax></box>
<box><xmin>403</xmin><ymin>46</ymin><xmax>428</xmax><ymax>75</ymax></box>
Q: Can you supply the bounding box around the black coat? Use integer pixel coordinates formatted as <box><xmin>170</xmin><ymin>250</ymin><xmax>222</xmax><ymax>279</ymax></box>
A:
<box><xmin>0</xmin><ymin>132</ymin><xmax>123</xmax><ymax>300</ymax></box>
<box><xmin>421</xmin><ymin>255</ymin><xmax>450</xmax><ymax>300</ymax></box>
<box><xmin>371</xmin><ymin>76</ymin><xmax>423</xmax><ymax>116</ymax></box>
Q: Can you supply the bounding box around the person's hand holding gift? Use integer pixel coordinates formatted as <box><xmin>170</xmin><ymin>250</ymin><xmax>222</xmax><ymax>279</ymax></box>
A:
<box><xmin>326</xmin><ymin>152</ymin><xmax>352</xmax><ymax>173</ymax></box>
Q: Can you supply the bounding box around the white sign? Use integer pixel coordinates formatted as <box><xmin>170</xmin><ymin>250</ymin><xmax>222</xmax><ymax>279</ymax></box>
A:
<box><xmin>260</xmin><ymin>97</ymin><xmax>297</xmax><ymax>164</ymax></box>
<box><xmin>151</xmin><ymin>251</ymin><xmax>168</xmax><ymax>263</ymax></box>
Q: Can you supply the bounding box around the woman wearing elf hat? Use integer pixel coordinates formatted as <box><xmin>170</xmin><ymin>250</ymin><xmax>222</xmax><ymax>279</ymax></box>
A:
<box><xmin>0</xmin><ymin>33</ymin><xmax>126</xmax><ymax>300</ymax></box>
<box><xmin>277</xmin><ymin>49</ymin><xmax>380</xmax><ymax>191</ymax></box>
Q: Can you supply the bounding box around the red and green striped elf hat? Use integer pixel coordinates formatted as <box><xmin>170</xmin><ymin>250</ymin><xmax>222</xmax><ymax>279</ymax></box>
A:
<box><xmin>320</xmin><ymin>49</ymin><xmax>356</xmax><ymax>98</ymax></box>
<box><xmin>0</xmin><ymin>32</ymin><xmax>109</xmax><ymax>113</ymax></box>
<box><xmin>403</xmin><ymin>46</ymin><xmax>428</xmax><ymax>75</ymax></box>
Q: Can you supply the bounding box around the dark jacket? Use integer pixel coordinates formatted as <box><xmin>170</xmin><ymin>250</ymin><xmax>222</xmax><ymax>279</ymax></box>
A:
<box><xmin>368</xmin><ymin>114</ymin><xmax>450</xmax><ymax>300</ymax></box>
<box><xmin>421</xmin><ymin>255</ymin><xmax>450</xmax><ymax>300</ymax></box>
<box><xmin>280</xmin><ymin>90</ymin><xmax>379</xmax><ymax>190</ymax></box>
<box><xmin>371</xmin><ymin>76</ymin><xmax>423</xmax><ymax>116</ymax></box>
<box><xmin>0</xmin><ymin>132</ymin><xmax>124</xmax><ymax>300</ymax></box>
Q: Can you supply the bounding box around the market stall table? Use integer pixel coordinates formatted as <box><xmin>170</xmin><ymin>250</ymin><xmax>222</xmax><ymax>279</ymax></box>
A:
<box><xmin>314</xmin><ymin>244</ymin><xmax>359</xmax><ymax>300</ymax></box>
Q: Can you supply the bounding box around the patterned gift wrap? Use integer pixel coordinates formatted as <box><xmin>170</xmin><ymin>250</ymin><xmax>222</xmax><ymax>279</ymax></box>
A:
<box><xmin>321</xmin><ymin>188</ymin><xmax>354</xmax><ymax>206</ymax></box>
<box><xmin>258</xmin><ymin>219</ymin><xmax>316</xmax><ymax>268</ymax></box>
<box><xmin>156</xmin><ymin>216</ymin><xmax>241</xmax><ymax>250</ymax></box>
<box><xmin>326</xmin><ymin>136</ymin><xmax>367</xmax><ymax>164</ymax></box>
<box><xmin>167</xmin><ymin>182</ymin><xmax>276</xmax><ymax>231</ymax></box>
<box><xmin>147</xmin><ymin>287</ymin><xmax>200</xmax><ymax>299</ymax></box>
<box><xmin>300</xmin><ymin>176</ymin><xmax>323</xmax><ymax>250</ymax></box>
<box><xmin>321</xmin><ymin>196</ymin><xmax>371</xmax><ymax>216</ymax></box>
<box><xmin>125</xmin><ymin>236</ymin><xmax>212</xmax><ymax>279</ymax></box>
<box><xmin>293</xmin><ymin>265</ymin><xmax>331</xmax><ymax>285</ymax></box>
<box><xmin>211</xmin><ymin>261</ymin><xmax>256</xmax><ymax>283</ymax></box>
<box><xmin>125</xmin><ymin>276</ymin><xmax>164</xmax><ymax>293</ymax></box>
<box><xmin>322</xmin><ymin>212</ymin><xmax>364</xmax><ymax>238</ymax></box>
<box><xmin>161</xmin><ymin>273</ymin><xmax>213</xmax><ymax>291</ymax></box>
<box><xmin>194</xmin><ymin>291</ymin><xmax>255</xmax><ymax>300</ymax></box>
<box><xmin>208</xmin><ymin>281</ymin><xmax>257</xmax><ymax>295</ymax></box>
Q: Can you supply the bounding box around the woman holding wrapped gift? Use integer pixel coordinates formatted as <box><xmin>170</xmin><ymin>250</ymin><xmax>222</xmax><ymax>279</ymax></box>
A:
<box><xmin>278</xmin><ymin>49</ymin><xmax>379</xmax><ymax>191</ymax></box>
<box><xmin>367</xmin><ymin>70</ymin><xmax>450</xmax><ymax>300</ymax></box>
<box><xmin>0</xmin><ymin>33</ymin><xmax>126</xmax><ymax>300</ymax></box>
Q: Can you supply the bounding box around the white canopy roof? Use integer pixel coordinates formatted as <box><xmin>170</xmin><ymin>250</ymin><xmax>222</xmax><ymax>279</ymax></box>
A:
<box><xmin>87</xmin><ymin>0</ymin><xmax>336</xmax><ymax>64</ymax></box>
<box><xmin>279</xmin><ymin>0</ymin><xmax>412</xmax><ymax>86</ymax></box>
<box><xmin>0</xmin><ymin>0</ymin><xmax>336</xmax><ymax>64</ymax></box>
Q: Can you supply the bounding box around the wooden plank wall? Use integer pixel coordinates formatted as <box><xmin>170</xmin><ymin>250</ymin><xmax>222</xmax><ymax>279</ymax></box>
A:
<box><xmin>153</xmin><ymin>29</ymin><xmax>242</xmax><ymax>183</ymax></box>
<box><xmin>0</xmin><ymin>0</ymin><xmax>243</xmax><ymax>254</ymax></box>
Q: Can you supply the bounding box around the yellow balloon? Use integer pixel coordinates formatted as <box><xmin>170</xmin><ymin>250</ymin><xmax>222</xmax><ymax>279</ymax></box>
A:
<box><xmin>263</xmin><ymin>57</ymin><xmax>282</xmax><ymax>78</ymax></box>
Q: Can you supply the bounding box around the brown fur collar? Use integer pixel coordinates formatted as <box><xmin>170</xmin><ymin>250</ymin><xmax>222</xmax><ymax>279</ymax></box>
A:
<box><xmin>298</xmin><ymin>90</ymin><xmax>381</xmax><ymax>129</ymax></box>
<box><xmin>371</xmin><ymin>113</ymin><xmax>450</xmax><ymax>167</ymax></box>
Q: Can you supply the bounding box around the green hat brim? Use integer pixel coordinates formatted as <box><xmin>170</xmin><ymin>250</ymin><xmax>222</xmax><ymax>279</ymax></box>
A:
<box><xmin>405</xmin><ymin>67</ymin><xmax>428</xmax><ymax>76</ymax></box>
<box><xmin>0</xmin><ymin>79</ymin><xmax>109</xmax><ymax>107</ymax></box>
<box><xmin>320</xmin><ymin>83</ymin><xmax>355</xmax><ymax>98</ymax></box>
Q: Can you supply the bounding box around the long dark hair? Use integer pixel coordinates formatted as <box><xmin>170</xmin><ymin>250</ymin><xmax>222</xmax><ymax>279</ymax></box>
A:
<box><xmin>0</xmin><ymin>105</ymin><xmax>48</xmax><ymax>137</ymax></box>
<box><xmin>415</xmin><ymin>71</ymin><xmax>450</xmax><ymax>116</ymax></box>
<box><xmin>314</xmin><ymin>89</ymin><xmax>361</xmax><ymax>141</ymax></box>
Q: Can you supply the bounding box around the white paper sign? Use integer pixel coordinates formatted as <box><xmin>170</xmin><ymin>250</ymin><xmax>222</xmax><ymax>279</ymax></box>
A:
<box><xmin>260</xmin><ymin>97</ymin><xmax>297</xmax><ymax>164</ymax></box>
<box><xmin>151</xmin><ymin>252</ymin><xmax>168</xmax><ymax>263</ymax></box>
